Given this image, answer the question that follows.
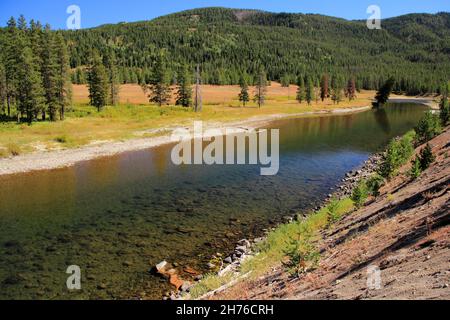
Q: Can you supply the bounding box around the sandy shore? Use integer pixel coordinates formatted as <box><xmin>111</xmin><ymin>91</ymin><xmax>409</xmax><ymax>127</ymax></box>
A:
<box><xmin>0</xmin><ymin>98</ymin><xmax>434</xmax><ymax>177</ymax></box>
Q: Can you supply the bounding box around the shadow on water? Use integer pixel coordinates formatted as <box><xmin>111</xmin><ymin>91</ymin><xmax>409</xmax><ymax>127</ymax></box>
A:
<box><xmin>0</xmin><ymin>103</ymin><xmax>428</xmax><ymax>299</ymax></box>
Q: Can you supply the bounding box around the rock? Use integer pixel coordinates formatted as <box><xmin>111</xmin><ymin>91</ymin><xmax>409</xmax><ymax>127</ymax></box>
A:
<box><xmin>237</xmin><ymin>239</ymin><xmax>251</xmax><ymax>247</ymax></box>
<box><xmin>207</xmin><ymin>262</ymin><xmax>216</xmax><ymax>270</ymax></box>
<box><xmin>235</xmin><ymin>245</ymin><xmax>246</xmax><ymax>253</ymax></box>
<box><xmin>97</xmin><ymin>283</ymin><xmax>107</xmax><ymax>290</ymax></box>
<box><xmin>169</xmin><ymin>274</ymin><xmax>184</xmax><ymax>291</ymax></box>
<box><xmin>224</xmin><ymin>257</ymin><xmax>233</xmax><ymax>264</ymax></box>
<box><xmin>184</xmin><ymin>266</ymin><xmax>200</xmax><ymax>275</ymax></box>
<box><xmin>181</xmin><ymin>281</ymin><xmax>192</xmax><ymax>292</ymax></box>
<box><xmin>153</xmin><ymin>261</ymin><xmax>174</xmax><ymax>279</ymax></box>
<box><xmin>194</xmin><ymin>275</ymin><xmax>203</xmax><ymax>281</ymax></box>
<box><xmin>123</xmin><ymin>260</ymin><xmax>133</xmax><ymax>267</ymax></box>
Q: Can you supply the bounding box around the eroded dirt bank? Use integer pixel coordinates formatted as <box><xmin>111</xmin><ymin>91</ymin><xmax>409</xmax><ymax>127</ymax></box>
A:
<box><xmin>212</xmin><ymin>127</ymin><xmax>450</xmax><ymax>300</ymax></box>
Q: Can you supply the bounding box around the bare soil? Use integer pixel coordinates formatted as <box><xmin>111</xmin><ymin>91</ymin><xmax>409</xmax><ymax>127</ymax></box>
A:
<box><xmin>211</xmin><ymin>128</ymin><xmax>450</xmax><ymax>300</ymax></box>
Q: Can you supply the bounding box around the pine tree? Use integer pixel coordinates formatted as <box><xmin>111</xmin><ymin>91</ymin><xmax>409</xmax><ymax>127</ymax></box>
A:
<box><xmin>296</xmin><ymin>75</ymin><xmax>305</xmax><ymax>104</ymax></box>
<box><xmin>16</xmin><ymin>46</ymin><xmax>45</xmax><ymax>124</ymax></box>
<box><xmin>331</xmin><ymin>75</ymin><xmax>343</xmax><ymax>104</ymax></box>
<box><xmin>146</xmin><ymin>53</ymin><xmax>171</xmax><ymax>106</ymax></box>
<box><xmin>280</xmin><ymin>73</ymin><xmax>290</xmax><ymax>87</ymax></box>
<box><xmin>87</xmin><ymin>50</ymin><xmax>109</xmax><ymax>111</ymax></box>
<box><xmin>320</xmin><ymin>74</ymin><xmax>329</xmax><ymax>102</ymax></box>
<box><xmin>254</xmin><ymin>70</ymin><xmax>267</xmax><ymax>108</ymax></box>
<box><xmin>40</xmin><ymin>24</ymin><xmax>58</xmax><ymax>120</ymax></box>
<box><xmin>238</xmin><ymin>75</ymin><xmax>249</xmax><ymax>107</ymax></box>
<box><xmin>104</xmin><ymin>50</ymin><xmax>119</xmax><ymax>106</ymax></box>
<box><xmin>0</xmin><ymin>60</ymin><xmax>6</xmax><ymax>116</ymax></box>
<box><xmin>4</xmin><ymin>17</ymin><xmax>19</xmax><ymax>118</ymax></box>
<box><xmin>346</xmin><ymin>77</ymin><xmax>356</xmax><ymax>101</ymax></box>
<box><xmin>54</xmin><ymin>33</ymin><xmax>72</xmax><ymax>120</ymax></box>
<box><xmin>175</xmin><ymin>64</ymin><xmax>193</xmax><ymax>108</ymax></box>
<box><xmin>374</xmin><ymin>77</ymin><xmax>396</xmax><ymax>108</ymax></box>
<box><xmin>439</xmin><ymin>82</ymin><xmax>449</xmax><ymax>126</ymax></box>
<box><xmin>305</xmin><ymin>76</ymin><xmax>314</xmax><ymax>105</ymax></box>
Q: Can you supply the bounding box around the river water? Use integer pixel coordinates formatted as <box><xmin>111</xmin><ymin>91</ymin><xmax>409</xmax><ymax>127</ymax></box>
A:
<box><xmin>0</xmin><ymin>103</ymin><xmax>428</xmax><ymax>299</ymax></box>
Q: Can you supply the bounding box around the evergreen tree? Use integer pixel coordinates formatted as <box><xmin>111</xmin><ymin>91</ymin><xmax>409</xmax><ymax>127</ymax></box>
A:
<box><xmin>175</xmin><ymin>64</ymin><xmax>193</xmax><ymax>108</ymax></box>
<box><xmin>439</xmin><ymin>82</ymin><xmax>449</xmax><ymax>126</ymax></box>
<box><xmin>54</xmin><ymin>33</ymin><xmax>72</xmax><ymax>120</ymax></box>
<box><xmin>145</xmin><ymin>52</ymin><xmax>171</xmax><ymax>106</ymax></box>
<box><xmin>238</xmin><ymin>75</ymin><xmax>250</xmax><ymax>107</ymax></box>
<box><xmin>40</xmin><ymin>24</ymin><xmax>58</xmax><ymax>120</ymax></box>
<box><xmin>16</xmin><ymin>46</ymin><xmax>45</xmax><ymax>124</ymax></box>
<box><xmin>296</xmin><ymin>75</ymin><xmax>305</xmax><ymax>104</ymax></box>
<box><xmin>305</xmin><ymin>76</ymin><xmax>314</xmax><ymax>105</ymax></box>
<box><xmin>87</xmin><ymin>50</ymin><xmax>109</xmax><ymax>111</ymax></box>
<box><xmin>346</xmin><ymin>77</ymin><xmax>356</xmax><ymax>101</ymax></box>
<box><xmin>374</xmin><ymin>77</ymin><xmax>396</xmax><ymax>108</ymax></box>
<box><xmin>331</xmin><ymin>75</ymin><xmax>343</xmax><ymax>104</ymax></box>
<box><xmin>419</xmin><ymin>143</ymin><xmax>435</xmax><ymax>170</ymax></box>
<box><xmin>320</xmin><ymin>74</ymin><xmax>329</xmax><ymax>102</ymax></box>
<box><xmin>0</xmin><ymin>60</ymin><xmax>6</xmax><ymax>116</ymax></box>
<box><xmin>280</xmin><ymin>73</ymin><xmax>290</xmax><ymax>87</ymax></box>
<box><xmin>4</xmin><ymin>17</ymin><xmax>19</xmax><ymax>117</ymax></box>
<box><xmin>314</xmin><ymin>79</ymin><xmax>320</xmax><ymax>104</ymax></box>
<box><xmin>104</xmin><ymin>50</ymin><xmax>119</xmax><ymax>106</ymax></box>
<box><xmin>254</xmin><ymin>70</ymin><xmax>267</xmax><ymax>108</ymax></box>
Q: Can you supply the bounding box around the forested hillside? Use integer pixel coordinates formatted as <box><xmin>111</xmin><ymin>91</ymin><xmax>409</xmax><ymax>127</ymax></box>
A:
<box><xmin>63</xmin><ymin>7</ymin><xmax>450</xmax><ymax>93</ymax></box>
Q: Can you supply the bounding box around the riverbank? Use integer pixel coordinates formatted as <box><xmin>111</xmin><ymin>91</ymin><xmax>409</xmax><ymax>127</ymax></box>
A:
<box><xmin>0</xmin><ymin>95</ymin><xmax>437</xmax><ymax>177</ymax></box>
<box><xmin>0</xmin><ymin>105</ymin><xmax>373</xmax><ymax>176</ymax></box>
<box><xmin>196</xmin><ymin>126</ymin><xmax>449</xmax><ymax>300</ymax></box>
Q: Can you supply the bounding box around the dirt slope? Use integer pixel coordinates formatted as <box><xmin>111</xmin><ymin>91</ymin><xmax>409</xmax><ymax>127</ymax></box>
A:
<box><xmin>214</xmin><ymin>128</ymin><xmax>450</xmax><ymax>300</ymax></box>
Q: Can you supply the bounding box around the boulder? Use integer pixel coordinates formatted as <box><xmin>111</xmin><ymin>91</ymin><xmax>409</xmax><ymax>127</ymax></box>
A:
<box><xmin>169</xmin><ymin>274</ymin><xmax>184</xmax><ymax>291</ymax></box>
<box><xmin>153</xmin><ymin>261</ymin><xmax>174</xmax><ymax>279</ymax></box>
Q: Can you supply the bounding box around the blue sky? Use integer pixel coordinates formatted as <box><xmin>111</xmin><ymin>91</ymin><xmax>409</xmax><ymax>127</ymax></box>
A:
<box><xmin>0</xmin><ymin>0</ymin><xmax>448</xmax><ymax>29</ymax></box>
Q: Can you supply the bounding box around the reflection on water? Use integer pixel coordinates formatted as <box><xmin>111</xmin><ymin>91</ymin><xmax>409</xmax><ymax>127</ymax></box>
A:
<box><xmin>0</xmin><ymin>104</ymin><xmax>427</xmax><ymax>299</ymax></box>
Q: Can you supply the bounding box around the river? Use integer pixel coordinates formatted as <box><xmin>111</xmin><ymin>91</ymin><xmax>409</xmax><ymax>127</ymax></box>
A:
<box><xmin>0</xmin><ymin>103</ymin><xmax>428</xmax><ymax>299</ymax></box>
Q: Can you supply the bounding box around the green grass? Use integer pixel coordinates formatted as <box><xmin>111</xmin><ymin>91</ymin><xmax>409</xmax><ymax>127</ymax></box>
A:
<box><xmin>189</xmin><ymin>273</ymin><xmax>234</xmax><ymax>299</ymax></box>
<box><xmin>188</xmin><ymin>198</ymin><xmax>354</xmax><ymax>299</ymax></box>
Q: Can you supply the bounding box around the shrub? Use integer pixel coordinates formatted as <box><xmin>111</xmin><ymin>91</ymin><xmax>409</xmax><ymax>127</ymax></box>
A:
<box><xmin>415</xmin><ymin>111</ymin><xmax>442</xmax><ymax>143</ymax></box>
<box><xmin>440</xmin><ymin>98</ymin><xmax>449</xmax><ymax>126</ymax></box>
<box><xmin>366</xmin><ymin>174</ymin><xmax>384</xmax><ymax>197</ymax></box>
<box><xmin>409</xmin><ymin>157</ymin><xmax>422</xmax><ymax>179</ymax></box>
<box><xmin>6</xmin><ymin>143</ymin><xmax>21</xmax><ymax>156</ymax></box>
<box><xmin>378</xmin><ymin>131</ymin><xmax>415</xmax><ymax>178</ymax></box>
<box><xmin>326</xmin><ymin>198</ymin><xmax>340</xmax><ymax>225</ymax></box>
<box><xmin>351</xmin><ymin>179</ymin><xmax>369</xmax><ymax>208</ymax></box>
<box><xmin>419</xmin><ymin>143</ymin><xmax>435</xmax><ymax>170</ymax></box>
<box><xmin>55</xmin><ymin>135</ymin><xmax>68</xmax><ymax>143</ymax></box>
<box><xmin>282</xmin><ymin>225</ymin><xmax>320</xmax><ymax>277</ymax></box>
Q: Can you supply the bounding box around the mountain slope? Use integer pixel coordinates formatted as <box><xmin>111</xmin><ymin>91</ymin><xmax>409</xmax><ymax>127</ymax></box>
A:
<box><xmin>64</xmin><ymin>7</ymin><xmax>450</xmax><ymax>92</ymax></box>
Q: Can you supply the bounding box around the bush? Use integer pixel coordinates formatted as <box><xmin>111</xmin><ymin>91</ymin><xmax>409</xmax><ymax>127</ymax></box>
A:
<box><xmin>351</xmin><ymin>179</ymin><xmax>369</xmax><ymax>208</ymax></box>
<box><xmin>419</xmin><ymin>143</ymin><xmax>435</xmax><ymax>170</ymax></box>
<box><xmin>6</xmin><ymin>143</ymin><xmax>21</xmax><ymax>156</ymax></box>
<box><xmin>366</xmin><ymin>174</ymin><xmax>384</xmax><ymax>197</ymax></box>
<box><xmin>378</xmin><ymin>131</ymin><xmax>415</xmax><ymax>178</ymax></box>
<box><xmin>326</xmin><ymin>198</ymin><xmax>340</xmax><ymax>225</ymax></box>
<box><xmin>440</xmin><ymin>98</ymin><xmax>449</xmax><ymax>126</ymax></box>
<box><xmin>409</xmin><ymin>157</ymin><xmax>422</xmax><ymax>180</ymax></box>
<box><xmin>282</xmin><ymin>225</ymin><xmax>320</xmax><ymax>277</ymax></box>
<box><xmin>415</xmin><ymin>111</ymin><xmax>442</xmax><ymax>143</ymax></box>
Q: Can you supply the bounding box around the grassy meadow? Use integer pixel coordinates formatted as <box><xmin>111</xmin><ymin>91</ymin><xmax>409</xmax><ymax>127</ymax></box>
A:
<box><xmin>0</xmin><ymin>83</ymin><xmax>377</xmax><ymax>157</ymax></box>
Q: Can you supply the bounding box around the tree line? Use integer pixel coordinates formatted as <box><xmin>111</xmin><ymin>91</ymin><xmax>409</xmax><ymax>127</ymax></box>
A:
<box><xmin>0</xmin><ymin>16</ymin><xmax>72</xmax><ymax>124</ymax></box>
<box><xmin>63</xmin><ymin>8</ymin><xmax>450</xmax><ymax>95</ymax></box>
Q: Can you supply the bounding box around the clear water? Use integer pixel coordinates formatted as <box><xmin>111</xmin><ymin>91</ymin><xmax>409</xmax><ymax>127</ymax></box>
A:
<box><xmin>0</xmin><ymin>104</ymin><xmax>428</xmax><ymax>299</ymax></box>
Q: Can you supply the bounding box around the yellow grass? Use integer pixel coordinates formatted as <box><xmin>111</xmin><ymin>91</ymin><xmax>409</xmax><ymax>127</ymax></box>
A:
<box><xmin>0</xmin><ymin>83</ymin><xmax>377</xmax><ymax>156</ymax></box>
